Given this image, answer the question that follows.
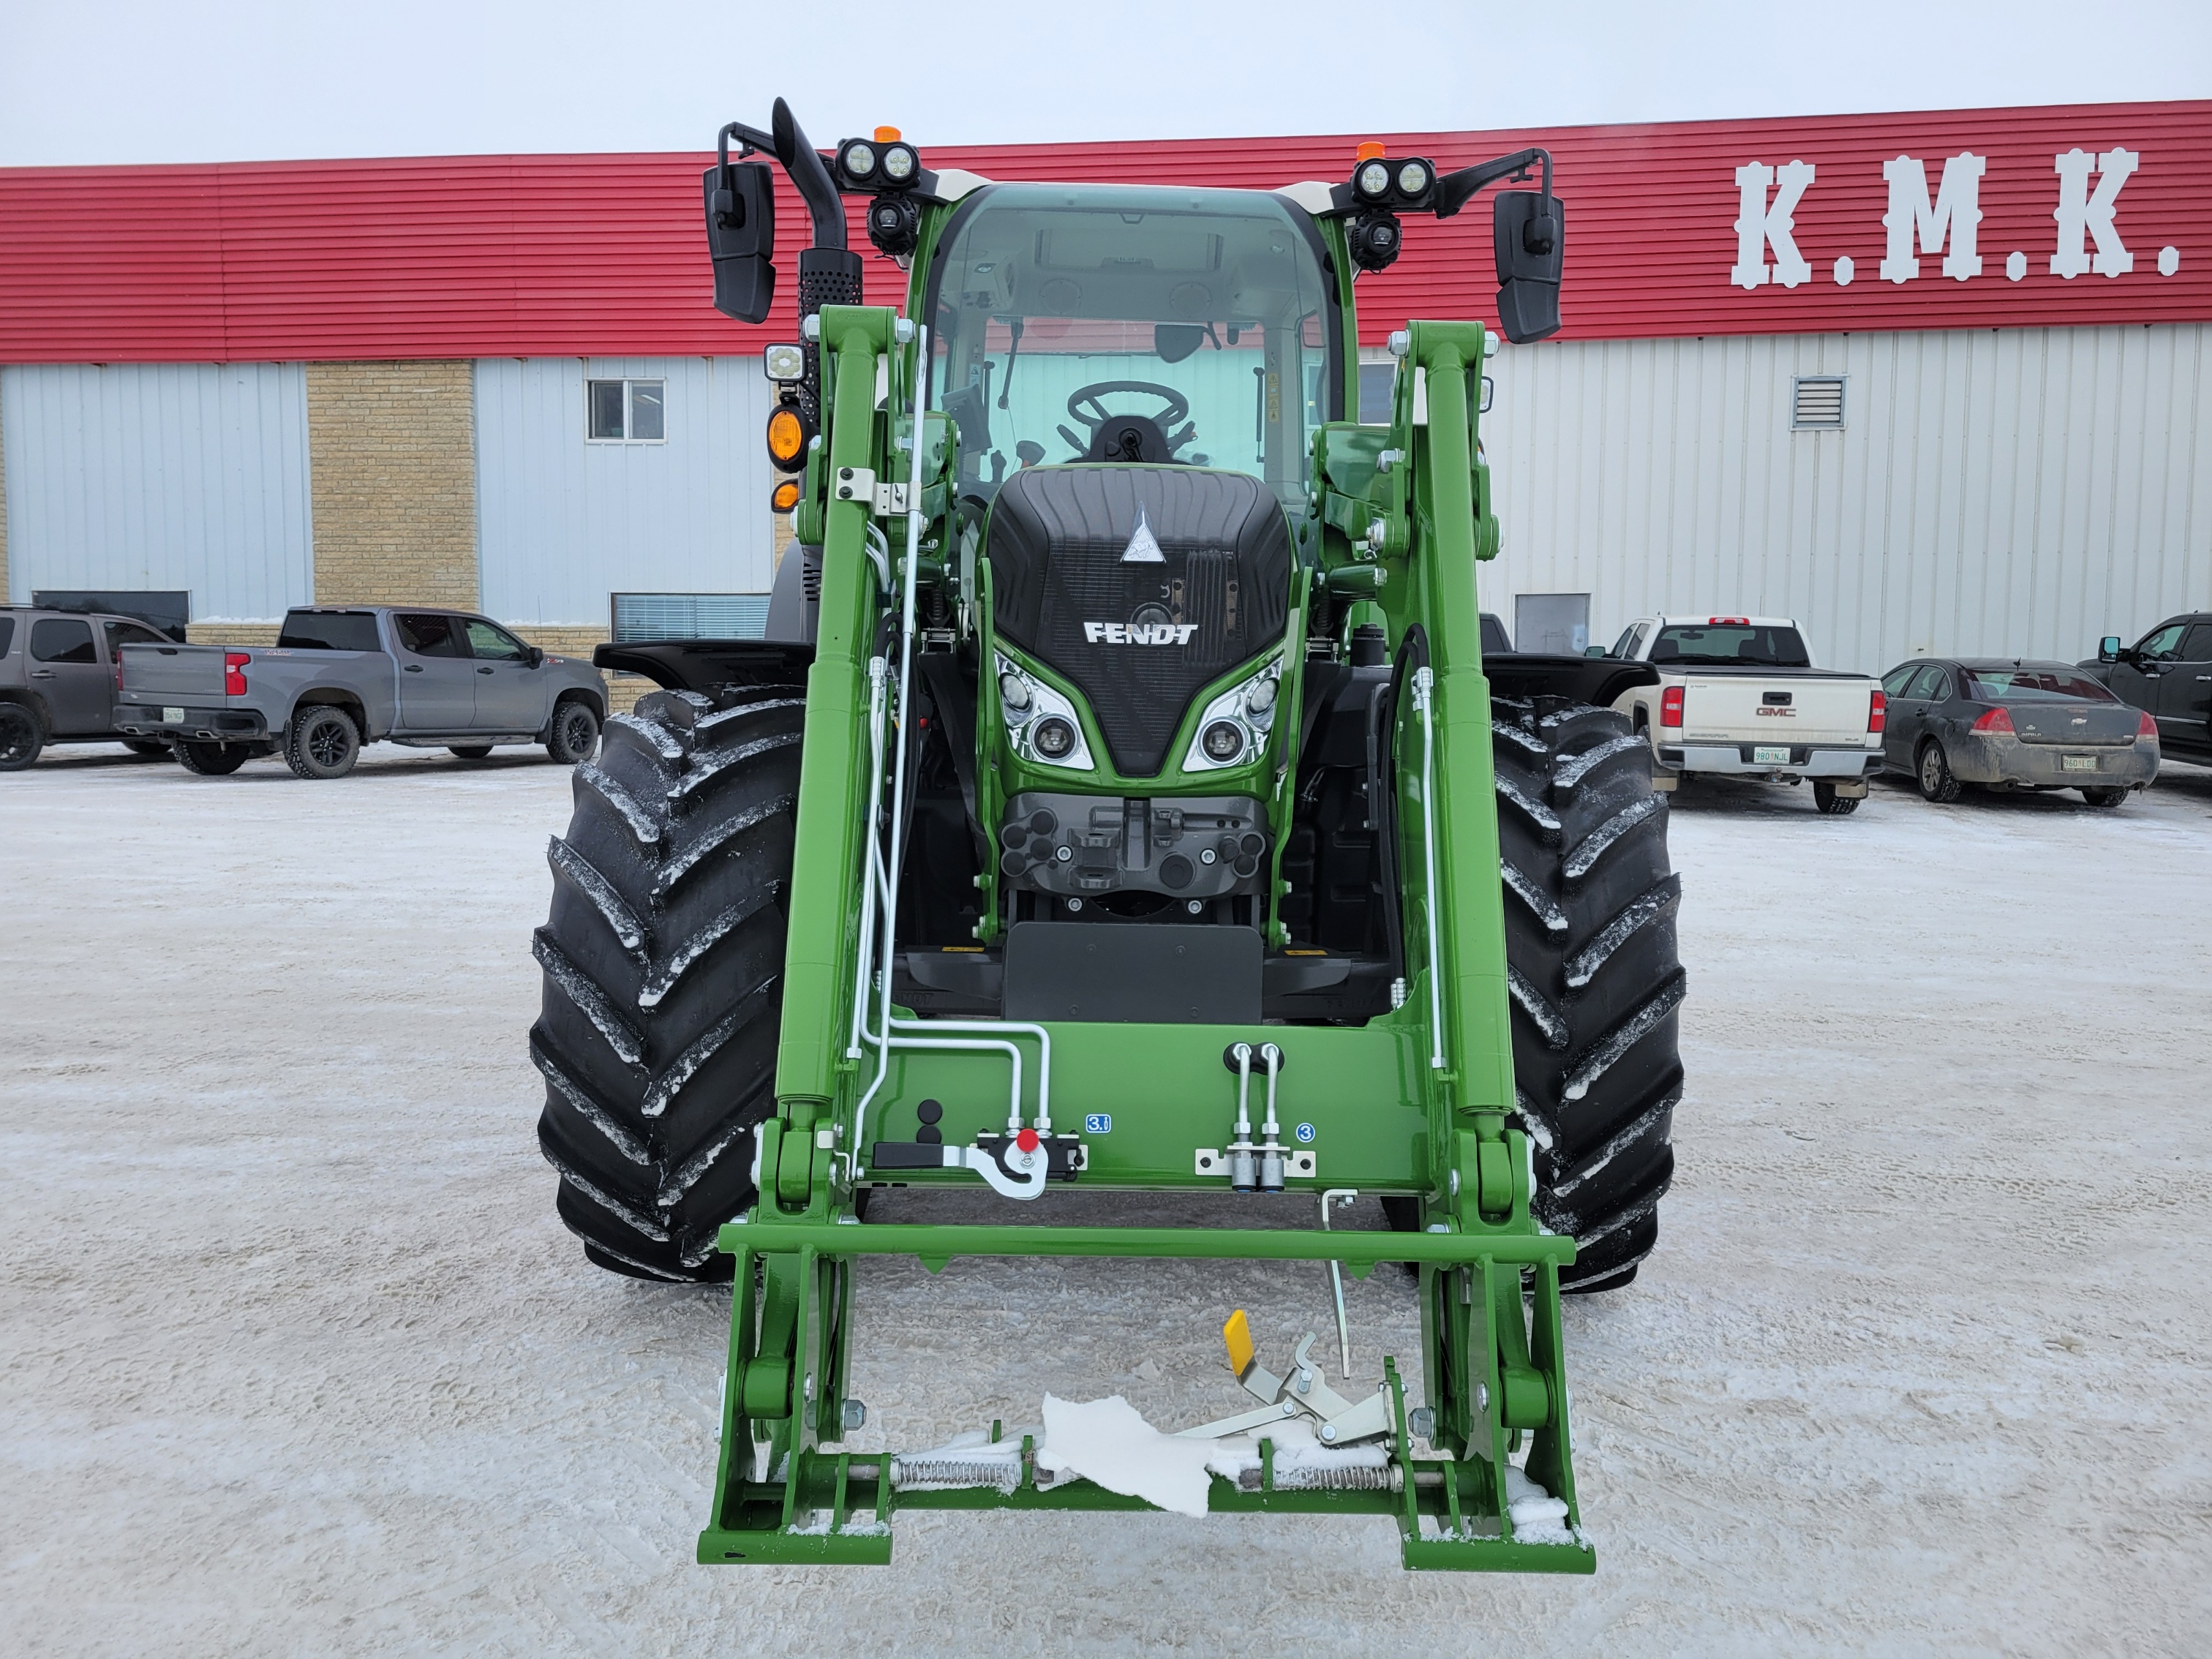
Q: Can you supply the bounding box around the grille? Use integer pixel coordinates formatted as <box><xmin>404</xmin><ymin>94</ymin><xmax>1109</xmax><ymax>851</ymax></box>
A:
<box><xmin>1791</xmin><ymin>375</ymin><xmax>1846</xmax><ymax>429</ymax></box>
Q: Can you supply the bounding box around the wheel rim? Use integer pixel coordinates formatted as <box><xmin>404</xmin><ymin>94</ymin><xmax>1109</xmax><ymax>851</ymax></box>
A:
<box><xmin>562</xmin><ymin>708</ymin><xmax>594</xmax><ymax>753</ymax></box>
<box><xmin>1921</xmin><ymin>748</ymin><xmax>1941</xmax><ymax>791</ymax></box>
<box><xmin>0</xmin><ymin>713</ymin><xmax>33</xmax><ymax>764</ymax></box>
<box><xmin>308</xmin><ymin>717</ymin><xmax>350</xmax><ymax>767</ymax></box>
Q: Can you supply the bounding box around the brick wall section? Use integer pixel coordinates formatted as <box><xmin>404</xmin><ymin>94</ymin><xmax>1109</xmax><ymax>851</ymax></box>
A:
<box><xmin>185</xmin><ymin>623</ymin><xmax>283</xmax><ymax>647</ymax></box>
<box><xmin>306</xmin><ymin>361</ymin><xmax>478</xmax><ymax>608</ymax></box>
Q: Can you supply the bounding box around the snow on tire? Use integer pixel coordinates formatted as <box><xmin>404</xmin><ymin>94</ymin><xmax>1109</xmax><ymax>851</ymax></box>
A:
<box><xmin>533</xmin><ymin>686</ymin><xmax>803</xmax><ymax>1281</ymax></box>
<box><xmin>1494</xmin><ymin>695</ymin><xmax>1685</xmax><ymax>1292</ymax></box>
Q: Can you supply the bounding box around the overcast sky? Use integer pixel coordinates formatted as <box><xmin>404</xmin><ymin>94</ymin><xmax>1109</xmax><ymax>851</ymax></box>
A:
<box><xmin>3</xmin><ymin>0</ymin><xmax>2206</xmax><ymax>166</ymax></box>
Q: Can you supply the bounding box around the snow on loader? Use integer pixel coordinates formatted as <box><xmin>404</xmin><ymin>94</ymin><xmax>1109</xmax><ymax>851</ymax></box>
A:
<box><xmin>532</xmin><ymin>99</ymin><xmax>1682</xmax><ymax>1571</ymax></box>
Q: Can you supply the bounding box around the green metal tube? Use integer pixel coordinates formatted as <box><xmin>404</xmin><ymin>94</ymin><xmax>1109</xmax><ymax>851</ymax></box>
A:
<box><xmin>719</xmin><ymin>1219</ymin><xmax>1576</xmax><ymax>1268</ymax></box>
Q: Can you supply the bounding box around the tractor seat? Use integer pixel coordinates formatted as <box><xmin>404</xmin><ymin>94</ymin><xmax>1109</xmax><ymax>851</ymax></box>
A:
<box><xmin>987</xmin><ymin>466</ymin><xmax>1292</xmax><ymax>777</ymax></box>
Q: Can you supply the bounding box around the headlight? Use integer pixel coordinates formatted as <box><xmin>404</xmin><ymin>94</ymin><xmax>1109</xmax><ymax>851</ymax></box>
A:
<box><xmin>1356</xmin><ymin>159</ymin><xmax>1391</xmax><ymax>200</ymax></box>
<box><xmin>996</xmin><ymin>653</ymin><xmax>1094</xmax><ymax>770</ymax></box>
<box><xmin>1183</xmin><ymin>655</ymin><xmax>1282</xmax><ymax>772</ymax></box>
<box><xmin>1396</xmin><ymin>159</ymin><xmax>1432</xmax><ymax>197</ymax></box>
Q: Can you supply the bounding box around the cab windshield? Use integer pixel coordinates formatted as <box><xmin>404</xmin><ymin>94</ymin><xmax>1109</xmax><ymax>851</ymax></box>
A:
<box><xmin>926</xmin><ymin>183</ymin><xmax>1338</xmax><ymax>515</ymax></box>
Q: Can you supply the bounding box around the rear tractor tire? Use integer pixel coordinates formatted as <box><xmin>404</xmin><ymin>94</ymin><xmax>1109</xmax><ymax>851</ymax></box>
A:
<box><xmin>1494</xmin><ymin>696</ymin><xmax>1685</xmax><ymax>1293</ymax></box>
<box><xmin>533</xmin><ymin>687</ymin><xmax>805</xmax><ymax>1280</ymax></box>
<box><xmin>286</xmin><ymin>706</ymin><xmax>362</xmax><ymax>779</ymax></box>
<box><xmin>173</xmin><ymin>740</ymin><xmax>252</xmax><ymax>776</ymax></box>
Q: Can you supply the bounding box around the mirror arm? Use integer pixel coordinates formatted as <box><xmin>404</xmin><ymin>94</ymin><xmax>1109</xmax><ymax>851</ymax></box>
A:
<box><xmin>1433</xmin><ymin>147</ymin><xmax>1552</xmax><ymax>219</ymax></box>
<box><xmin>770</xmin><ymin>97</ymin><xmax>848</xmax><ymax>251</ymax></box>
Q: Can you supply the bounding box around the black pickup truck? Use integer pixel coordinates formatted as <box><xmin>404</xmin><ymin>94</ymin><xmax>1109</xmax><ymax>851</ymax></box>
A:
<box><xmin>2083</xmin><ymin>614</ymin><xmax>2212</xmax><ymax>762</ymax></box>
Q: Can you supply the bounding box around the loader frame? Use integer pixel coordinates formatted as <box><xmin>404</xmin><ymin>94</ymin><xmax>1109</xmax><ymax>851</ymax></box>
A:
<box><xmin>690</xmin><ymin>151</ymin><xmax>1596</xmax><ymax>1572</ymax></box>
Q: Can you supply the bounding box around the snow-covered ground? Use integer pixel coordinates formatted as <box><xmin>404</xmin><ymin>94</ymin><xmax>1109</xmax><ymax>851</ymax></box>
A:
<box><xmin>4</xmin><ymin>742</ymin><xmax>2208</xmax><ymax>1656</ymax></box>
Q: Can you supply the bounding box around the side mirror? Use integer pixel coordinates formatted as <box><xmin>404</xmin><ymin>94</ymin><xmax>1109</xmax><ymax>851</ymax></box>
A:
<box><xmin>1493</xmin><ymin>190</ymin><xmax>1564</xmax><ymax>345</ymax></box>
<box><xmin>527</xmin><ymin>645</ymin><xmax>546</xmax><ymax>668</ymax></box>
<box><xmin>702</xmin><ymin>160</ymin><xmax>777</xmax><ymax>324</ymax></box>
<box><xmin>1584</xmin><ymin>645</ymin><xmax>1608</xmax><ymax>658</ymax></box>
<box><xmin>2098</xmin><ymin>635</ymin><xmax>2122</xmax><ymax>663</ymax></box>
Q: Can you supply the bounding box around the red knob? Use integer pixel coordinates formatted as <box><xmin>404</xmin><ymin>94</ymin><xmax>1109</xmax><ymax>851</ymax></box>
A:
<box><xmin>1015</xmin><ymin>1128</ymin><xmax>1041</xmax><ymax>1153</ymax></box>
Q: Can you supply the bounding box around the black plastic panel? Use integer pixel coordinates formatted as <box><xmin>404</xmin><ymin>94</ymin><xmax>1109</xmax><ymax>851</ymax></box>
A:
<box><xmin>1002</xmin><ymin>922</ymin><xmax>1261</xmax><ymax>1023</ymax></box>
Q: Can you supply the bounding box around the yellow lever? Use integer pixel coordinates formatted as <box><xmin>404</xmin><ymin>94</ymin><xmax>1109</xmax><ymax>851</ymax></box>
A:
<box><xmin>1223</xmin><ymin>1309</ymin><xmax>1255</xmax><ymax>1378</ymax></box>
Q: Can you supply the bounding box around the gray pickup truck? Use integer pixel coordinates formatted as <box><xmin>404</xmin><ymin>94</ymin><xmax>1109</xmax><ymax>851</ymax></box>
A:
<box><xmin>116</xmin><ymin>606</ymin><xmax>606</xmax><ymax>778</ymax></box>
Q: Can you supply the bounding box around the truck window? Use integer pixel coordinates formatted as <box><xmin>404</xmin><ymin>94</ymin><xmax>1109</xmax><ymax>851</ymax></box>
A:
<box><xmin>279</xmin><ymin>611</ymin><xmax>383</xmax><ymax>652</ymax></box>
<box><xmin>31</xmin><ymin>617</ymin><xmax>97</xmax><ymax>664</ymax></box>
<box><xmin>462</xmin><ymin>620</ymin><xmax>529</xmax><ymax>662</ymax></box>
<box><xmin>2181</xmin><ymin>623</ymin><xmax>2212</xmax><ymax>661</ymax></box>
<box><xmin>395</xmin><ymin>614</ymin><xmax>464</xmax><ymax>658</ymax></box>
<box><xmin>1648</xmin><ymin>623</ymin><xmax>1811</xmax><ymax>667</ymax></box>
<box><xmin>0</xmin><ymin>617</ymin><xmax>14</xmax><ymax>658</ymax></box>
<box><xmin>102</xmin><ymin>620</ymin><xmax>167</xmax><ymax>657</ymax></box>
<box><xmin>1609</xmin><ymin>625</ymin><xmax>1639</xmax><ymax>659</ymax></box>
<box><xmin>2137</xmin><ymin>622</ymin><xmax>2188</xmax><ymax>661</ymax></box>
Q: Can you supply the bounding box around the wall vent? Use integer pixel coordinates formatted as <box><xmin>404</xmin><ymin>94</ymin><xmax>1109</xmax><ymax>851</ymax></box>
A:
<box><xmin>1791</xmin><ymin>375</ymin><xmax>1846</xmax><ymax>429</ymax></box>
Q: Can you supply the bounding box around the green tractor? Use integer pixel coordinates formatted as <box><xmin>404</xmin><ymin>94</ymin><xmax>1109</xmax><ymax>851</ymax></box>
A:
<box><xmin>533</xmin><ymin>99</ymin><xmax>1682</xmax><ymax>1571</ymax></box>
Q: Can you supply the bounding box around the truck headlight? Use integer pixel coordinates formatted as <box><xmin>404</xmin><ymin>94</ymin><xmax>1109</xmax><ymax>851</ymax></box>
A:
<box><xmin>1183</xmin><ymin>655</ymin><xmax>1282</xmax><ymax>772</ymax></box>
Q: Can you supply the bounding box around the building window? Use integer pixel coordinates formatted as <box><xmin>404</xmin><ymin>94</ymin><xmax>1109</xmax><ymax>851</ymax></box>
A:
<box><xmin>1791</xmin><ymin>375</ymin><xmax>1846</xmax><ymax>430</ymax></box>
<box><xmin>587</xmin><ymin>378</ymin><xmax>666</xmax><ymax>443</ymax></box>
<box><xmin>611</xmin><ymin>592</ymin><xmax>770</xmax><ymax>642</ymax></box>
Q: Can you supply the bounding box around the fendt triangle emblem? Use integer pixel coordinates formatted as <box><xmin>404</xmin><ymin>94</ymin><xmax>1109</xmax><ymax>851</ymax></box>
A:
<box><xmin>1121</xmin><ymin>504</ymin><xmax>1165</xmax><ymax>563</ymax></box>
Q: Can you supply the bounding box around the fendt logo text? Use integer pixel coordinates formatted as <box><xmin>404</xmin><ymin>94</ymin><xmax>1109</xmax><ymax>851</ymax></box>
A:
<box><xmin>1083</xmin><ymin>622</ymin><xmax>1200</xmax><ymax>645</ymax></box>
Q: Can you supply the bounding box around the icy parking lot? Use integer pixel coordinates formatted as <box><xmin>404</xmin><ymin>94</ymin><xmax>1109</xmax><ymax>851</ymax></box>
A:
<box><xmin>4</xmin><ymin>743</ymin><xmax>2209</xmax><ymax>1656</ymax></box>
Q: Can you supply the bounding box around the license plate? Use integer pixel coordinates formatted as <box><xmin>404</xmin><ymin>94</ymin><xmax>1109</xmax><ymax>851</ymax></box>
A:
<box><xmin>2061</xmin><ymin>753</ymin><xmax>2098</xmax><ymax>772</ymax></box>
<box><xmin>1753</xmin><ymin>745</ymin><xmax>1791</xmax><ymax>765</ymax></box>
<box><xmin>162</xmin><ymin>706</ymin><xmax>184</xmax><ymax>723</ymax></box>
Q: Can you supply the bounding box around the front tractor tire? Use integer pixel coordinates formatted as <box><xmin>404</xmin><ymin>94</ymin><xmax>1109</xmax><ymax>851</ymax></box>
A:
<box><xmin>532</xmin><ymin>687</ymin><xmax>802</xmax><ymax>1281</ymax></box>
<box><xmin>1493</xmin><ymin>696</ymin><xmax>1686</xmax><ymax>1292</ymax></box>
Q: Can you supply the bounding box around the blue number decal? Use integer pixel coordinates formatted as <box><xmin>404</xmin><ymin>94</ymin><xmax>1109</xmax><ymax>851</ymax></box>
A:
<box><xmin>1295</xmin><ymin>1122</ymin><xmax>1316</xmax><ymax>1144</ymax></box>
<box><xmin>1085</xmin><ymin>1113</ymin><xmax>1113</xmax><ymax>1134</ymax></box>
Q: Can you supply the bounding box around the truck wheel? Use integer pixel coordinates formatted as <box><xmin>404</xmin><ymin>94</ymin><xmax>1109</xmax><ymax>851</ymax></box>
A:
<box><xmin>0</xmin><ymin>704</ymin><xmax>44</xmax><ymax>770</ymax></box>
<box><xmin>173</xmin><ymin>740</ymin><xmax>252</xmax><ymax>776</ymax></box>
<box><xmin>286</xmin><ymin>706</ymin><xmax>361</xmax><ymax>780</ymax></box>
<box><xmin>533</xmin><ymin>688</ymin><xmax>804</xmax><ymax>1280</ymax></box>
<box><xmin>121</xmin><ymin>740</ymin><xmax>173</xmax><ymax>759</ymax></box>
<box><xmin>1812</xmin><ymin>780</ymin><xmax>1860</xmax><ymax>816</ymax></box>
<box><xmin>546</xmin><ymin>698</ymin><xmax>601</xmax><ymax>766</ymax></box>
<box><xmin>2080</xmin><ymin>787</ymin><xmax>2127</xmax><ymax>808</ymax></box>
<box><xmin>448</xmin><ymin>745</ymin><xmax>494</xmax><ymax>761</ymax></box>
<box><xmin>1494</xmin><ymin>696</ymin><xmax>1685</xmax><ymax>1293</ymax></box>
<box><xmin>1916</xmin><ymin>740</ymin><xmax>1962</xmax><ymax>803</ymax></box>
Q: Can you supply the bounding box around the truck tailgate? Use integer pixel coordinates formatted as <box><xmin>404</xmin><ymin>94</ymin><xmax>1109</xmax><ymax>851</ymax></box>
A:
<box><xmin>118</xmin><ymin>644</ymin><xmax>227</xmax><ymax>700</ymax></box>
<box><xmin>1680</xmin><ymin>674</ymin><xmax>1871</xmax><ymax>743</ymax></box>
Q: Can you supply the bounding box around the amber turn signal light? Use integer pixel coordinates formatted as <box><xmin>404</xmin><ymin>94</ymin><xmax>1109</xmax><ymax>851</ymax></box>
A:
<box><xmin>766</xmin><ymin>404</ymin><xmax>810</xmax><ymax>472</ymax></box>
<box><xmin>771</xmin><ymin>478</ymin><xmax>801</xmax><ymax>513</ymax></box>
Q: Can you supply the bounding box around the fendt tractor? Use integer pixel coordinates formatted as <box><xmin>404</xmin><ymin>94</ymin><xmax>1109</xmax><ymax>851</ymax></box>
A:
<box><xmin>530</xmin><ymin>99</ymin><xmax>1683</xmax><ymax>1570</ymax></box>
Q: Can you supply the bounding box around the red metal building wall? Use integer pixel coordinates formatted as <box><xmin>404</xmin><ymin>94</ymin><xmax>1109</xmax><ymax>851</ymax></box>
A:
<box><xmin>1</xmin><ymin>101</ymin><xmax>2205</xmax><ymax>363</ymax></box>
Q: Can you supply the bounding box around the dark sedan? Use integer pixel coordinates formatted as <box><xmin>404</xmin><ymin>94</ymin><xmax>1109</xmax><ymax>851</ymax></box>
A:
<box><xmin>1877</xmin><ymin>657</ymin><xmax>2158</xmax><ymax>807</ymax></box>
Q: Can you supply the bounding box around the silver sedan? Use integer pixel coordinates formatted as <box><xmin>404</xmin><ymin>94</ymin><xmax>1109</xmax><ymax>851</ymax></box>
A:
<box><xmin>1878</xmin><ymin>657</ymin><xmax>2159</xmax><ymax>807</ymax></box>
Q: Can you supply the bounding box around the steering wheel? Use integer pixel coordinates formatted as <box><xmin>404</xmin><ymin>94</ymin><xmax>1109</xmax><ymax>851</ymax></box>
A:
<box><xmin>1060</xmin><ymin>380</ymin><xmax>1196</xmax><ymax>460</ymax></box>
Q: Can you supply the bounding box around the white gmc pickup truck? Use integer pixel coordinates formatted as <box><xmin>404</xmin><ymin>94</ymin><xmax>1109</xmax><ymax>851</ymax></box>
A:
<box><xmin>1603</xmin><ymin>615</ymin><xmax>1885</xmax><ymax>815</ymax></box>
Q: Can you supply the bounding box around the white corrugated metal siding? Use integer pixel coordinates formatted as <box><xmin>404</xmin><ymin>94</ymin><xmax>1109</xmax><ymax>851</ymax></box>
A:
<box><xmin>0</xmin><ymin>362</ymin><xmax>312</xmax><ymax>620</ymax></box>
<box><xmin>1478</xmin><ymin>323</ymin><xmax>2211</xmax><ymax>672</ymax></box>
<box><xmin>474</xmin><ymin>356</ymin><xmax>776</xmax><ymax>628</ymax></box>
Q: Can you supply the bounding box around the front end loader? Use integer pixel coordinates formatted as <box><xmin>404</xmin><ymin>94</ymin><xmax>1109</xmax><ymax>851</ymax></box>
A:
<box><xmin>533</xmin><ymin>100</ymin><xmax>1682</xmax><ymax>1571</ymax></box>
